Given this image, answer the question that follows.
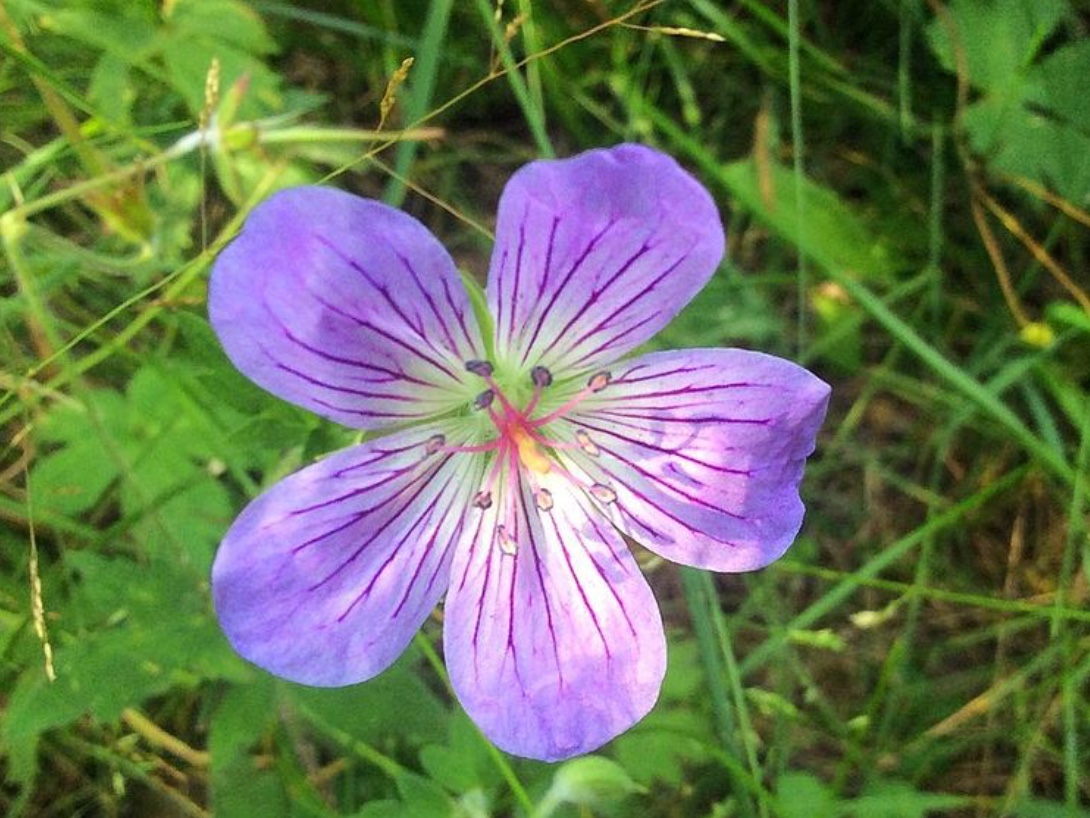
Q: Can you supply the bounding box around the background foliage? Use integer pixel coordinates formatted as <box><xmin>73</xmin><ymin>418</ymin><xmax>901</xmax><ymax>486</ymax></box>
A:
<box><xmin>2</xmin><ymin>0</ymin><xmax>1088</xmax><ymax>815</ymax></box>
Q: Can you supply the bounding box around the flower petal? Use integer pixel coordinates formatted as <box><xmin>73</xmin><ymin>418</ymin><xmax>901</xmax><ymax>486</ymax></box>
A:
<box><xmin>444</xmin><ymin>477</ymin><xmax>667</xmax><ymax>761</ymax></box>
<box><xmin>210</xmin><ymin>187</ymin><xmax>484</xmax><ymax>430</ymax></box>
<box><xmin>486</xmin><ymin>144</ymin><xmax>725</xmax><ymax>376</ymax></box>
<box><xmin>212</xmin><ymin>425</ymin><xmax>484</xmax><ymax>686</ymax></box>
<box><xmin>557</xmin><ymin>349</ymin><xmax>830</xmax><ymax>572</ymax></box>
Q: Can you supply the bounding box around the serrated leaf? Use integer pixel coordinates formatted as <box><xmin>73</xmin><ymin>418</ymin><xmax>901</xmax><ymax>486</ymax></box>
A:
<box><xmin>1</xmin><ymin>550</ymin><xmax>246</xmax><ymax>792</ymax></box>
<box><xmin>925</xmin><ymin>0</ymin><xmax>1066</xmax><ymax>91</ymax></box>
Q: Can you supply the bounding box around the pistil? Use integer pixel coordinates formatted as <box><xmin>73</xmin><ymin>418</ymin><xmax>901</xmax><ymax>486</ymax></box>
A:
<box><xmin>451</xmin><ymin>359</ymin><xmax>618</xmax><ymax>555</ymax></box>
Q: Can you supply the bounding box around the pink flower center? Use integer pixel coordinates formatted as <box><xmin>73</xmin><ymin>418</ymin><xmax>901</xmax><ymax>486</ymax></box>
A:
<box><xmin>428</xmin><ymin>360</ymin><xmax>617</xmax><ymax>555</ymax></box>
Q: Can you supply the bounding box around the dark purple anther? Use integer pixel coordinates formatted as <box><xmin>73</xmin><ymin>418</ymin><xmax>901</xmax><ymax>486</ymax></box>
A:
<box><xmin>465</xmin><ymin>359</ymin><xmax>494</xmax><ymax>377</ymax></box>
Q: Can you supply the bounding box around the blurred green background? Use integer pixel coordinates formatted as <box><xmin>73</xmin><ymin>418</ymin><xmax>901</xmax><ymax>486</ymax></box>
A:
<box><xmin>1</xmin><ymin>0</ymin><xmax>1088</xmax><ymax>815</ymax></box>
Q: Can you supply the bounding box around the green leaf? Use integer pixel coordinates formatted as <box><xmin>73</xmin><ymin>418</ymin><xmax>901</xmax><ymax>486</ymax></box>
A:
<box><xmin>845</xmin><ymin>779</ymin><xmax>972</xmax><ymax>818</ymax></box>
<box><xmin>1</xmin><ymin>551</ymin><xmax>246</xmax><ymax>791</ymax></box>
<box><xmin>962</xmin><ymin>93</ymin><xmax>1090</xmax><ymax>203</ymax></box>
<box><xmin>42</xmin><ymin>3</ymin><xmax>159</xmax><ymax>62</ymax></box>
<box><xmin>31</xmin><ymin>390</ymin><xmax>126</xmax><ymax>516</ymax></box>
<box><xmin>926</xmin><ymin>0</ymin><xmax>1090</xmax><ymax>199</ymax></box>
<box><xmin>542</xmin><ymin>755</ymin><xmax>643</xmax><ymax>811</ymax></box>
<box><xmin>165</xmin><ymin>0</ymin><xmax>276</xmax><ymax>55</ymax></box>
<box><xmin>419</xmin><ymin>710</ymin><xmax>499</xmax><ymax>795</ymax></box>
<box><xmin>775</xmin><ymin>772</ymin><xmax>838</xmax><ymax>818</ymax></box>
<box><xmin>610</xmin><ymin>639</ymin><xmax>714</xmax><ymax>786</ymax></box>
<box><xmin>209</xmin><ymin>680</ymin><xmax>291</xmax><ymax>818</ymax></box>
<box><xmin>394</xmin><ymin>771</ymin><xmax>456</xmax><ymax>818</ymax></box>
<box><xmin>288</xmin><ymin>653</ymin><xmax>449</xmax><ymax>748</ymax></box>
<box><xmin>1008</xmin><ymin>798</ymin><xmax>1090</xmax><ymax>818</ymax></box>
<box><xmin>926</xmin><ymin>0</ymin><xmax>1066</xmax><ymax>91</ymax></box>
<box><xmin>88</xmin><ymin>52</ymin><xmax>134</xmax><ymax>125</ymax></box>
<box><xmin>718</xmin><ymin>159</ymin><xmax>894</xmax><ymax>280</ymax></box>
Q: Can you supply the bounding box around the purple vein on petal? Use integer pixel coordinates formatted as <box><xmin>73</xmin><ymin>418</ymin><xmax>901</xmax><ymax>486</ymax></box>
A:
<box><xmin>571</xmin><ymin>417</ymin><xmax>754</xmax><ymax>477</ymax></box>
<box><xmin>393</xmin><ymin>493</ymin><xmax>464</xmax><ymax>615</ymax></box>
<box><xmin>539</xmin><ymin>216</ymin><xmax>560</xmax><ymax>299</ymax></box>
<box><xmin>610</xmin><ymin>378</ymin><xmax>775</xmax><ymax>400</ymax></box>
<box><xmin>394</xmin><ymin>250</ymin><xmax>473</xmax><ymax>359</ymax></box>
<box><xmin>517</xmin><ymin>218</ymin><xmax>618</xmax><ymax>364</ymax></box>
<box><xmin>562</xmin><ymin>249</ymin><xmax>688</xmax><ymax>354</ymax></box>
<box><xmin>593</xmin><ymin>409</ymin><xmax>773</xmax><ymax>425</ymax></box>
<box><xmin>503</xmin><ymin>216</ymin><xmax>527</xmax><ymax>352</ymax></box>
<box><xmin>292</xmin><ymin>456</ymin><xmax>435</xmax><ymax>523</ymax></box>
<box><xmin>269</xmin><ymin>356</ymin><xmax>423</xmax><ymax>402</ymax></box>
<box><xmin>315</xmin><ymin>234</ymin><xmax>429</xmax><ymax>340</ymax></box>
<box><xmin>273</xmin><ymin>321</ymin><xmax>439</xmax><ymax>387</ymax></box>
<box><xmin>582</xmin><ymin>543</ymin><xmax>640</xmax><ymax>645</ymax></box>
<box><xmin>522</xmin><ymin>491</ymin><xmax>565</xmax><ymax>691</ymax></box>
<box><xmin>607</xmin><ymin>469</ymin><xmax>743</xmax><ymax>548</ymax></box>
<box><xmin>529</xmin><ymin>239</ymin><xmax>655</xmax><ymax>364</ymax></box>
<box><xmin>307</xmin><ymin>460</ymin><xmax>455</xmax><ymax>590</ymax></box>
<box><xmin>564</xmin><ymin>311</ymin><xmax>661</xmax><ymax>370</ymax></box>
<box><xmin>546</xmin><ymin>505</ymin><xmax>613</xmax><ymax>657</ymax></box>
<box><xmin>315</xmin><ymin>233</ymin><xmax>463</xmax><ymax>355</ymax></box>
<box><xmin>441</xmin><ymin>276</ymin><xmax>482</xmax><ymax>355</ymax></box>
<box><xmin>335</xmin><ymin>468</ymin><xmax>462</xmax><ymax>622</ymax></box>
<box><xmin>591</xmin><ymin>442</ymin><xmax>747</xmax><ymax>521</ymax></box>
<box><xmin>305</xmin><ymin>288</ymin><xmax>462</xmax><ymax>383</ymax></box>
<box><xmin>612</xmin><ymin>362</ymin><xmax>712</xmax><ymax>382</ymax></box>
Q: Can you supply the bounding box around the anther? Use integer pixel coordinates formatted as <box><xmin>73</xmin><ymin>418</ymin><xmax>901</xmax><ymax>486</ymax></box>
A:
<box><xmin>474</xmin><ymin>389</ymin><xmax>495</xmax><ymax>410</ymax></box>
<box><xmin>534</xmin><ymin>488</ymin><xmax>554</xmax><ymax>511</ymax></box>
<box><xmin>589</xmin><ymin>483</ymin><xmax>617</xmax><ymax>504</ymax></box>
<box><xmin>575</xmin><ymin>430</ymin><xmax>600</xmax><ymax>457</ymax></box>
<box><xmin>425</xmin><ymin>434</ymin><xmax>446</xmax><ymax>454</ymax></box>
<box><xmin>587</xmin><ymin>371</ymin><xmax>612</xmax><ymax>392</ymax></box>
<box><xmin>530</xmin><ymin>365</ymin><xmax>553</xmax><ymax>387</ymax></box>
<box><xmin>496</xmin><ymin>525</ymin><xmax>518</xmax><ymax>556</ymax></box>
<box><xmin>465</xmin><ymin>359</ymin><xmax>494</xmax><ymax>377</ymax></box>
<box><xmin>473</xmin><ymin>490</ymin><xmax>493</xmax><ymax>509</ymax></box>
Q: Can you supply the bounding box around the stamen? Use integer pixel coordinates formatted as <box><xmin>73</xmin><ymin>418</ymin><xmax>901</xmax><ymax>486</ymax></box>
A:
<box><xmin>575</xmin><ymin>429</ymin><xmax>600</xmax><ymax>457</ymax></box>
<box><xmin>474</xmin><ymin>389</ymin><xmax>495</xmax><ymax>410</ymax></box>
<box><xmin>589</xmin><ymin>483</ymin><xmax>617</xmax><ymax>504</ymax></box>
<box><xmin>530</xmin><ymin>379</ymin><xmax>605</xmax><ymax>427</ymax></box>
<box><xmin>473</xmin><ymin>490</ymin><xmax>493</xmax><ymax>509</ymax></box>
<box><xmin>534</xmin><ymin>488</ymin><xmax>554</xmax><ymax>511</ymax></box>
<box><xmin>523</xmin><ymin>366</ymin><xmax>551</xmax><ymax>415</ymax></box>
<box><xmin>530</xmin><ymin>366</ymin><xmax>553</xmax><ymax>387</ymax></box>
<box><xmin>496</xmin><ymin>524</ymin><xmax>518</xmax><ymax>556</ymax></box>
<box><xmin>587</xmin><ymin>371</ymin><xmax>612</xmax><ymax>392</ymax></box>
<box><xmin>425</xmin><ymin>434</ymin><xmax>446</xmax><ymax>454</ymax></box>
<box><xmin>465</xmin><ymin>359</ymin><xmax>494</xmax><ymax>377</ymax></box>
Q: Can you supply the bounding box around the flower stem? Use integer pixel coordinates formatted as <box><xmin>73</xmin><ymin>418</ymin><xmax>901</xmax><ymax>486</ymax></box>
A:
<box><xmin>680</xmin><ymin>569</ymin><xmax>767</xmax><ymax>818</ymax></box>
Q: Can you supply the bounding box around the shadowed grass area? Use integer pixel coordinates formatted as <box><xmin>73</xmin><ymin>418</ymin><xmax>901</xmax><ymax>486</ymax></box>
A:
<box><xmin>1</xmin><ymin>0</ymin><xmax>1088</xmax><ymax>816</ymax></box>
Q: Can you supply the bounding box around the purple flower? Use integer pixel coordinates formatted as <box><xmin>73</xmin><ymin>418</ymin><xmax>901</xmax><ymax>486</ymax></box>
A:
<box><xmin>208</xmin><ymin>144</ymin><xmax>830</xmax><ymax>761</ymax></box>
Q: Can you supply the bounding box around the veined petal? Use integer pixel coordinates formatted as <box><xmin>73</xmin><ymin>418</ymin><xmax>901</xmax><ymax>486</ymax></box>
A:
<box><xmin>212</xmin><ymin>424</ymin><xmax>485</xmax><ymax>687</ymax></box>
<box><xmin>444</xmin><ymin>476</ymin><xmax>667</xmax><ymax>761</ymax></box>
<box><xmin>210</xmin><ymin>187</ymin><xmax>484</xmax><ymax>430</ymax></box>
<box><xmin>558</xmin><ymin>349</ymin><xmax>830</xmax><ymax>572</ymax></box>
<box><xmin>486</xmin><ymin>144</ymin><xmax>725</xmax><ymax>376</ymax></box>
